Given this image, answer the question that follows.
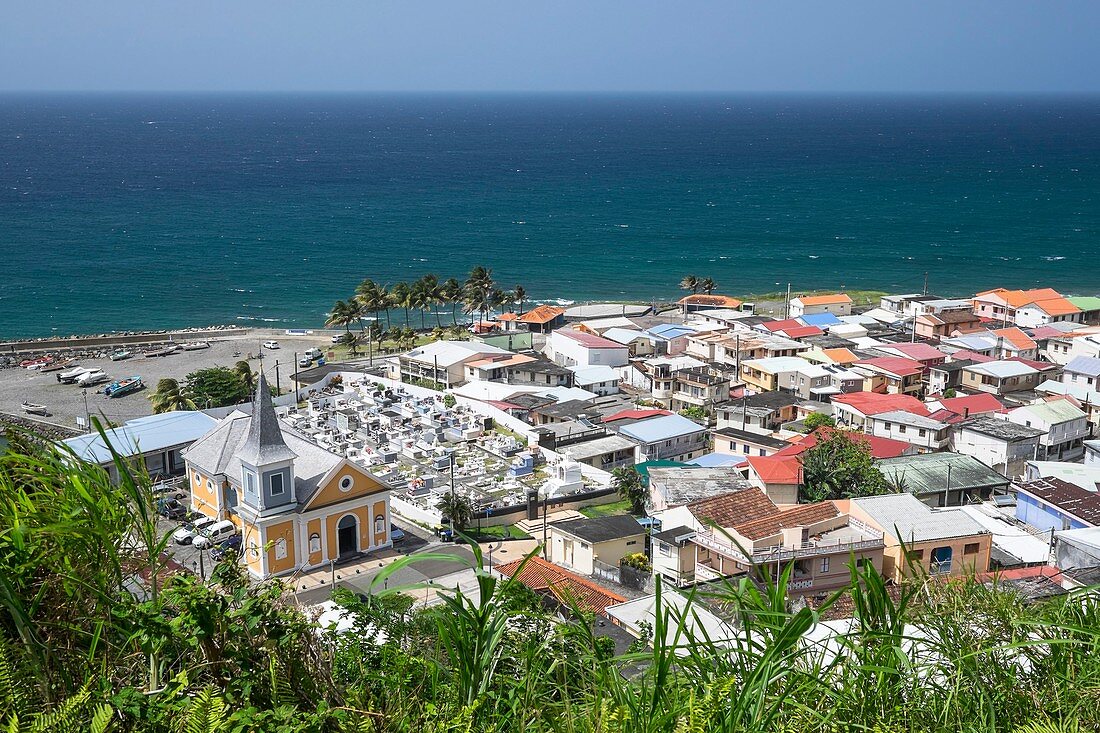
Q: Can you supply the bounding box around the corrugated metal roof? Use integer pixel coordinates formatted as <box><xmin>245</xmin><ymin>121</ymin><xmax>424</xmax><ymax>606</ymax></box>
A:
<box><xmin>876</xmin><ymin>453</ymin><xmax>1009</xmax><ymax>495</ymax></box>
<box><xmin>64</xmin><ymin>410</ymin><xmax>218</xmax><ymax>464</ymax></box>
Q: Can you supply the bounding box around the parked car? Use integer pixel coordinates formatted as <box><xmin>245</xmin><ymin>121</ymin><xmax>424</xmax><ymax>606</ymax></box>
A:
<box><xmin>262</xmin><ymin>340</ymin><xmax>280</xmax><ymax>350</ymax></box>
<box><xmin>390</xmin><ymin>524</ymin><xmax>406</xmax><ymax>543</ymax></box>
<box><xmin>157</xmin><ymin>498</ymin><xmax>188</xmax><ymax>520</ymax></box>
<box><xmin>173</xmin><ymin>516</ymin><xmax>216</xmax><ymax>545</ymax></box>
<box><xmin>331</xmin><ymin>334</ymin><xmax>343</xmax><ymax>344</ymax></box>
<box><xmin>192</xmin><ymin>520</ymin><xmax>238</xmax><ymax>549</ymax></box>
<box><xmin>298</xmin><ymin>356</ymin><xmax>313</xmax><ymax>367</ymax></box>
<box><xmin>209</xmin><ymin>533</ymin><xmax>243</xmax><ymax>560</ymax></box>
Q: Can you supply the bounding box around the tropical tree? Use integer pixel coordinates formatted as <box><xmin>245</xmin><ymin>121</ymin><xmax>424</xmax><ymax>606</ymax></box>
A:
<box><xmin>390</xmin><ymin>282</ymin><xmax>412</xmax><ymax>328</ymax></box>
<box><xmin>803</xmin><ymin>412</ymin><xmax>836</xmax><ymax>431</ymax></box>
<box><xmin>437</xmin><ymin>492</ymin><xmax>474</xmax><ymax>532</ymax></box>
<box><xmin>464</xmin><ymin>265</ymin><xmax>496</xmax><ymax>324</ymax></box>
<box><xmin>148</xmin><ymin>377</ymin><xmax>196</xmax><ymax>413</ymax></box>
<box><xmin>513</xmin><ymin>284</ymin><xmax>527</xmax><ymax>314</ymax></box>
<box><xmin>441</xmin><ymin>277</ymin><xmax>463</xmax><ymax>325</ymax></box>
<box><xmin>417</xmin><ymin>274</ymin><xmax>444</xmax><ymax>327</ymax></box>
<box><xmin>700</xmin><ymin>277</ymin><xmax>717</xmax><ymax>294</ymax></box>
<box><xmin>338</xmin><ymin>331</ymin><xmax>363</xmax><ymax>356</ymax></box>
<box><xmin>611</xmin><ymin>466</ymin><xmax>648</xmax><ymax>515</ymax></box>
<box><xmin>799</xmin><ymin>429</ymin><xmax>890</xmax><ymax>502</ymax></box>
<box><xmin>326</xmin><ymin>299</ymin><xmax>358</xmax><ymax>334</ymax></box>
<box><xmin>185</xmin><ymin>366</ymin><xmax>251</xmax><ymax>408</ymax></box>
<box><xmin>430</xmin><ymin>327</ymin><xmax>446</xmax><ymax>343</ymax></box>
<box><xmin>355</xmin><ymin>278</ymin><xmax>389</xmax><ymax>327</ymax></box>
<box><xmin>680</xmin><ymin>275</ymin><xmax>699</xmax><ymax>295</ymax></box>
<box><xmin>234</xmin><ymin>360</ymin><xmax>255</xmax><ymax>394</ymax></box>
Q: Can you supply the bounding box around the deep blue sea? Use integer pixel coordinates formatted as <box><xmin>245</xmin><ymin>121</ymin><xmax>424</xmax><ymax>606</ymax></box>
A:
<box><xmin>1</xmin><ymin>94</ymin><xmax>1098</xmax><ymax>339</ymax></box>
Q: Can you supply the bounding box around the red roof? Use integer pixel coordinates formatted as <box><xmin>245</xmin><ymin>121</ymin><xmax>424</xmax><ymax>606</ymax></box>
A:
<box><xmin>938</xmin><ymin>393</ymin><xmax>1004</xmax><ymax>417</ymax></box>
<box><xmin>855</xmin><ymin>356</ymin><xmax>925</xmax><ymax>377</ymax></box>
<box><xmin>746</xmin><ymin>455</ymin><xmax>802</xmax><ymax>485</ymax></box>
<box><xmin>762</xmin><ymin>319</ymin><xmax>803</xmax><ymax>332</ymax></box>
<box><xmin>735</xmin><ymin>502</ymin><xmax>840</xmax><ymax>540</ymax></box>
<box><xmin>518</xmin><ymin>305</ymin><xmax>566</xmax><ymax>324</ymax></box>
<box><xmin>832</xmin><ymin>392</ymin><xmax>930</xmax><ymax>417</ymax></box>
<box><xmin>496</xmin><ymin>556</ymin><xmax>626</xmax><ymax>616</ymax></box>
<box><xmin>555</xmin><ymin>328</ymin><xmax>627</xmax><ymax>349</ymax></box>
<box><xmin>882</xmin><ymin>342</ymin><xmax>947</xmax><ymax>362</ymax></box>
<box><xmin>951</xmin><ymin>350</ymin><xmax>995</xmax><ymax>363</ymax></box>
<box><xmin>1006</xmin><ymin>356</ymin><xmax>1059</xmax><ymax>372</ymax></box>
<box><xmin>773</xmin><ymin>428</ymin><xmax>912</xmax><ymax>460</ymax></box>
<box><xmin>602</xmin><ymin>408</ymin><xmax>672</xmax><ymax>423</ymax></box>
<box><xmin>677</xmin><ymin>294</ymin><xmax>744</xmax><ymax>308</ymax></box>
<box><xmin>778</xmin><ymin>325</ymin><xmax>824</xmax><ymax>339</ymax></box>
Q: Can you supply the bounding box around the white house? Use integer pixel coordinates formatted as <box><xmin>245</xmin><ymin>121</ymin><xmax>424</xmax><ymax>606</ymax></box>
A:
<box><xmin>1006</xmin><ymin>400</ymin><xmax>1091</xmax><ymax>463</ymax></box>
<box><xmin>567</xmin><ymin>364</ymin><xmax>621</xmax><ymax>396</ymax></box>
<box><xmin>788</xmin><ymin>294</ymin><xmax>853</xmax><ymax>318</ymax></box>
<box><xmin>546</xmin><ymin>329</ymin><xmax>630</xmax><ymax>369</ymax></box>
<box><xmin>951</xmin><ymin>416</ymin><xmax>1043</xmax><ymax>479</ymax></box>
<box><xmin>868</xmin><ymin>410</ymin><xmax>951</xmax><ymax>452</ymax></box>
<box><xmin>1063</xmin><ymin>356</ymin><xmax>1100</xmax><ymax>391</ymax></box>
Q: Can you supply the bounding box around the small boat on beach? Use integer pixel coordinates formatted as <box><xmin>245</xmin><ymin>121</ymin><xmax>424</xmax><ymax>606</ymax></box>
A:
<box><xmin>59</xmin><ymin>366</ymin><xmax>93</xmax><ymax>383</ymax></box>
<box><xmin>180</xmin><ymin>341</ymin><xmax>210</xmax><ymax>351</ymax></box>
<box><xmin>144</xmin><ymin>345</ymin><xmax>179</xmax><ymax>358</ymax></box>
<box><xmin>19</xmin><ymin>357</ymin><xmax>51</xmax><ymax>369</ymax></box>
<box><xmin>21</xmin><ymin>401</ymin><xmax>48</xmax><ymax>416</ymax></box>
<box><xmin>76</xmin><ymin>369</ymin><xmax>109</xmax><ymax>387</ymax></box>
<box><xmin>39</xmin><ymin>359</ymin><xmax>75</xmax><ymax>373</ymax></box>
<box><xmin>104</xmin><ymin>376</ymin><xmax>143</xmax><ymax>398</ymax></box>
<box><xmin>109</xmin><ymin>350</ymin><xmax>133</xmax><ymax>361</ymax></box>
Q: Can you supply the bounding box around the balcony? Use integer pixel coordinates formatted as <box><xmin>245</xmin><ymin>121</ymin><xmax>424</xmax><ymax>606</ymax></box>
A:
<box><xmin>692</xmin><ymin>526</ymin><xmax>884</xmax><ymax>566</ymax></box>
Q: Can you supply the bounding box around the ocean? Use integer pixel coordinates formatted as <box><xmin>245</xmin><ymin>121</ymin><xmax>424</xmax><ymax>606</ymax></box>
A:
<box><xmin>1</xmin><ymin>93</ymin><xmax>1097</xmax><ymax>339</ymax></box>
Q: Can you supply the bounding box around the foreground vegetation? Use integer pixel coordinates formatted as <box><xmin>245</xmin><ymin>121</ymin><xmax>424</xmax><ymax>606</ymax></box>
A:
<box><xmin>1</xmin><ymin>427</ymin><xmax>1098</xmax><ymax>732</ymax></box>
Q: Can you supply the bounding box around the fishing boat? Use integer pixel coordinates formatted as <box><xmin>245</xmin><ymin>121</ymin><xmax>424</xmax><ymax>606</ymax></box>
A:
<box><xmin>39</xmin><ymin>359</ymin><xmax>75</xmax><ymax>373</ymax></box>
<box><xmin>109</xmin><ymin>350</ymin><xmax>133</xmax><ymax>361</ymax></box>
<box><xmin>59</xmin><ymin>366</ymin><xmax>93</xmax><ymax>383</ymax></box>
<box><xmin>76</xmin><ymin>369</ymin><xmax>109</xmax><ymax>387</ymax></box>
<box><xmin>19</xmin><ymin>357</ymin><xmax>51</xmax><ymax>369</ymax></box>
<box><xmin>180</xmin><ymin>341</ymin><xmax>210</xmax><ymax>351</ymax></box>
<box><xmin>144</xmin><ymin>345</ymin><xmax>179</xmax><ymax>358</ymax></box>
<box><xmin>105</xmin><ymin>376</ymin><xmax>143</xmax><ymax>398</ymax></box>
<box><xmin>21</xmin><ymin>401</ymin><xmax>48</xmax><ymax>416</ymax></box>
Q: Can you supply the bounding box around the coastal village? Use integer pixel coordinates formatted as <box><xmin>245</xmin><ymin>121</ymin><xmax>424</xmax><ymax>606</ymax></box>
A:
<box><xmin>4</xmin><ymin>276</ymin><xmax>1100</xmax><ymax>645</ymax></box>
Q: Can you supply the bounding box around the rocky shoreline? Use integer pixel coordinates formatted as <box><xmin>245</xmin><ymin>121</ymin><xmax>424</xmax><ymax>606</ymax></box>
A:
<box><xmin>0</xmin><ymin>413</ymin><xmax>81</xmax><ymax>441</ymax></box>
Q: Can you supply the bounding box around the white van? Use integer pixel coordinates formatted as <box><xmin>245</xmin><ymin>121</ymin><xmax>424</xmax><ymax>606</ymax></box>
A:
<box><xmin>303</xmin><ymin>347</ymin><xmax>323</xmax><ymax>360</ymax></box>
<box><xmin>192</xmin><ymin>520</ymin><xmax>238</xmax><ymax>549</ymax></box>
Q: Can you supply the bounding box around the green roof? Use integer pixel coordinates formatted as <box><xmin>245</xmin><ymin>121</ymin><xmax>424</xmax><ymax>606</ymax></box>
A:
<box><xmin>876</xmin><ymin>452</ymin><xmax>1009</xmax><ymax>496</ymax></box>
<box><xmin>634</xmin><ymin>460</ymin><xmax>688</xmax><ymax>480</ymax></box>
<box><xmin>1067</xmin><ymin>296</ymin><xmax>1100</xmax><ymax>311</ymax></box>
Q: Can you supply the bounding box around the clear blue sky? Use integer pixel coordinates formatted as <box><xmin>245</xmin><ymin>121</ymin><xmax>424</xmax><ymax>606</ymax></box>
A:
<box><xmin>3</xmin><ymin>1</ymin><xmax>1097</xmax><ymax>93</ymax></box>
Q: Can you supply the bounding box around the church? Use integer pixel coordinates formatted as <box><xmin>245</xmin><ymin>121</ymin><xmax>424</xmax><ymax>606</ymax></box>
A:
<box><xmin>182</xmin><ymin>372</ymin><xmax>393</xmax><ymax>579</ymax></box>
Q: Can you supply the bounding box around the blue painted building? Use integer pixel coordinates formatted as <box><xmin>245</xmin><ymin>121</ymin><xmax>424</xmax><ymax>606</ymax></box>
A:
<box><xmin>1015</xmin><ymin>477</ymin><xmax>1100</xmax><ymax>532</ymax></box>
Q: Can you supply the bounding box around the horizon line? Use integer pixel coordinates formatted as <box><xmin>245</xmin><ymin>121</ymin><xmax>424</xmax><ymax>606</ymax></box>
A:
<box><xmin>2</xmin><ymin>89</ymin><xmax>1100</xmax><ymax>96</ymax></box>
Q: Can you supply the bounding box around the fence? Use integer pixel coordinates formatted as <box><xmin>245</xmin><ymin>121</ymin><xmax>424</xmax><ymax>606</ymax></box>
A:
<box><xmin>593</xmin><ymin>558</ymin><xmax>654</xmax><ymax>593</ymax></box>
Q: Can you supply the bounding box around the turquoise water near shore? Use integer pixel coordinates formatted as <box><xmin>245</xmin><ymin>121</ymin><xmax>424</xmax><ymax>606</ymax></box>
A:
<box><xmin>1</xmin><ymin>93</ymin><xmax>1098</xmax><ymax>339</ymax></box>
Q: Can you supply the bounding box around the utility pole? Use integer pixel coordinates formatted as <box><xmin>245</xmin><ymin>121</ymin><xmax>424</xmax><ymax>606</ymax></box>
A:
<box><xmin>293</xmin><ymin>352</ymin><xmax>299</xmax><ymax>403</ymax></box>
<box><xmin>923</xmin><ymin>272</ymin><xmax>929</xmax><ymax>296</ymax></box>
<box><xmin>784</xmin><ymin>283</ymin><xmax>792</xmax><ymax>320</ymax></box>
<box><xmin>274</xmin><ymin>360</ymin><xmax>281</xmax><ymax>396</ymax></box>
<box><xmin>81</xmin><ymin>388</ymin><xmax>90</xmax><ymax>429</ymax></box>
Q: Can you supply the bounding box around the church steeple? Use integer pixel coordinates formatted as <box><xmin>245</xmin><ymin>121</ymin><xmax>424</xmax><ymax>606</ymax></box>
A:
<box><xmin>238</xmin><ymin>371</ymin><xmax>297</xmax><ymax>467</ymax></box>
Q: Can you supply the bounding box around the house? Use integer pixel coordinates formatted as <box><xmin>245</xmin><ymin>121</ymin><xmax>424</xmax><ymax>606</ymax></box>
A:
<box><xmin>463</xmin><ymin>352</ymin><xmax>540</xmax><ymax>382</ymax></box>
<box><xmin>716</xmin><ymin>390</ymin><xmax>801</xmax><ymax>434</ymax></box>
<box><xmin>744</xmin><ymin>455</ymin><xmax>802</xmax><ymax>504</ymax></box>
<box><xmin>867</xmin><ymin>410</ymin><xmax>951</xmax><ymax>452</ymax></box>
<box><xmin>495</xmin><ymin>556</ymin><xmax>627</xmax><ymax>618</ymax></box>
<box><xmin>1014</xmin><ymin>477</ymin><xmax>1100</xmax><ymax>532</ymax></box>
<box><xmin>1068</xmin><ymin>297</ymin><xmax>1100</xmax><ymax>326</ymax></box>
<box><xmin>395</xmin><ymin>340</ymin><xmax>511</xmax><ymax>388</ymax></box>
<box><xmin>678</xmin><ymin>293</ymin><xmax>743</xmax><ymax>315</ymax></box>
<box><xmin>606</xmin><ymin>589</ymin><xmax>737</xmax><ymax>650</ymax></box>
<box><xmin>852</xmin><ymin>357</ymin><xmax>925</xmax><ymax>396</ymax></box>
<box><xmin>874</xmin><ymin>452</ymin><xmax>1010</xmax><ymax>507</ymax></box>
<box><xmin>670</xmin><ymin>366</ymin><xmax>732</xmax><ymax>413</ymax></box>
<box><xmin>926</xmin><ymin>392</ymin><xmax>1006</xmax><ymax>421</ymax></box>
<box><xmin>513</xmin><ymin>305</ymin><xmax>566</xmax><ymax>333</ymax></box>
<box><xmin>992</xmin><ymin>327</ymin><xmax>1039</xmax><ymax>360</ymax></box>
<box><xmin>972</xmin><ymin>288</ymin><xmax>1069</xmax><ymax>326</ymax></box>
<box><xmin>567</xmin><ymin>365</ymin><xmax>621</xmax><ymax>396</ymax></box>
<box><xmin>619</xmin><ymin>355</ymin><xmax>705</xmax><ymax>400</ymax></box>
<box><xmin>1062</xmin><ymin>355</ymin><xmax>1100</xmax><ymax>391</ymax></box>
<box><xmin>182</xmin><ymin>374</ymin><xmax>393</xmax><ymax>579</ymax></box>
<box><xmin>616</xmin><ymin>413</ymin><xmax>709</xmax><ymax>462</ymax></box>
<box><xmin>1005</xmin><ymin>399</ymin><xmax>1091</xmax><ymax>462</ymax></box>
<box><xmin>712</xmin><ymin>426</ymin><xmax>792</xmax><ymax>459</ymax></box>
<box><xmin>548</xmin><ymin>515</ymin><xmax>646</xmax><ymax>576</ymax></box>
<box><xmin>740</xmin><ymin>356</ymin><xmax>815</xmax><ymax>393</ymax></box>
<box><xmin>501</xmin><ymin>358</ymin><xmax>575</xmax><ymax>388</ymax></box>
<box><xmin>645</xmin><ymin>323</ymin><xmax>699</xmax><ymax>356</ymax></box>
<box><xmin>646</xmin><ymin>466</ymin><xmax>753</xmax><ymax>511</ymax></box>
<box><xmin>556</xmin><ymin>433</ymin><xmax>638</xmax><ymax>471</ymax></box>
<box><xmin>960</xmin><ymin>360</ymin><xmax>1042</xmax><ymax>395</ymax></box>
<box><xmin>914</xmin><ymin>310</ymin><xmax>984</xmax><ymax>340</ymax></box>
<box><xmin>848</xmin><ymin>493</ymin><xmax>991</xmax><ymax>582</ymax></box>
<box><xmin>63</xmin><ymin>410</ymin><xmax>218</xmax><ymax>483</ymax></box>
<box><xmin>1024</xmin><ymin>461</ymin><xmax>1100</xmax><ymax>492</ymax></box>
<box><xmin>873</xmin><ymin>342</ymin><xmax>948</xmax><ymax>370</ymax></box>
<box><xmin>925</xmin><ymin>360</ymin><xmax>977</xmax><ymax>395</ymax></box>
<box><xmin>789</xmin><ymin>294</ymin><xmax>853</xmax><ymax>318</ymax></box>
<box><xmin>1015</xmin><ymin>297</ymin><xmax>1082</xmax><ymax>328</ymax></box>
<box><xmin>546</xmin><ymin>329</ymin><xmax>630</xmax><ymax>368</ymax></box>
<box><xmin>600</xmin><ymin>328</ymin><xmax>656</xmax><ymax>357</ymax></box>
<box><xmin>772</xmin><ymin>428</ymin><xmax>916</xmax><ymax>460</ymax></box>
<box><xmin>831</xmin><ymin>392</ymin><xmax>930</xmax><ymax>432</ymax></box>
<box><xmin>650</xmin><ymin>525</ymin><xmax>700</xmax><ymax>587</ymax></box>
<box><xmin>952</xmin><ymin>417</ymin><xmax>1044</xmax><ymax>479</ymax></box>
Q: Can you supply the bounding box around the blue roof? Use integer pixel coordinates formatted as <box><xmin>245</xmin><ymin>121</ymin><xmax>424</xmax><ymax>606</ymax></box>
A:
<box><xmin>799</xmin><ymin>313</ymin><xmax>843</xmax><ymax>327</ymax></box>
<box><xmin>619</xmin><ymin>414</ymin><xmax>706</xmax><ymax>443</ymax></box>
<box><xmin>63</xmin><ymin>411</ymin><xmax>218</xmax><ymax>464</ymax></box>
<box><xmin>646</xmin><ymin>323</ymin><xmax>697</xmax><ymax>340</ymax></box>
<box><xmin>1065</xmin><ymin>355</ymin><xmax>1100</xmax><ymax>379</ymax></box>
<box><xmin>686</xmin><ymin>453</ymin><xmax>746</xmax><ymax>468</ymax></box>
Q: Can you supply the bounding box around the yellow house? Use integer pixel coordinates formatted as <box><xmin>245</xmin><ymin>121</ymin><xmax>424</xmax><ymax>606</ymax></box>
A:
<box><xmin>182</xmin><ymin>373</ymin><xmax>392</xmax><ymax>579</ymax></box>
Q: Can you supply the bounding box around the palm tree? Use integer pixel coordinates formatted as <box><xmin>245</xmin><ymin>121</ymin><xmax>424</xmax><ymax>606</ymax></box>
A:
<box><xmin>430</xmin><ymin>326</ymin><xmax>445</xmax><ymax>342</ymax></box>
<box><xmin>437</xmin><ymin>492</ymin><xmax>474</xmax><ymax>533</ymax></box>
<box><xmin>234</xmin><ymin>360</ymin><xmax>256</xmax><ymax>394</ymax></box>
<box><xmin>390</xmin><ymin>282</ymin><xmax>412</xmax><ymax>328</ymax></box>
<box><xmin>513</xmin><ymin>285</ymin><xmax>527</xmax><ymax>314</ymax></box>
<box><xmin>700</xmin><ymin>277</ymin><xmax>717</xmax><ymax>295</ymax></box>
<box><xmin>326</xmin><ymin>299</ymin><xmax>357</xmax><ymax>334</ymax></box>
<box><xmin>611</xmin><ymin>467</ymin><xmax>647</xmax><ymax>516</ymax></box>
<box><xmin>148</xmin><ymin>378</ymin><xmax>196</xmax><ymax>414</ymax></box>
<box><xmin>441</xmin><ymin>277</ymin><xmax>463</xmax><ymax>325</ymax></box>
<box><xmin>356</xmin><ymin>278</ymin><xmax>390</xmax><ymax>329</ymax></box>
<box><xmin>418</xmin><ymin>274</ymin><xmax>444</xmax><ymax>327</ymax></box>
<box><xmin>680</xmin><ymin>275</ymin><xmax>699</xmax><ymax>295</ymax></box>
<box><xmin>464</xmin><ymin>265</ymin><xmax>495</xmax><ymax>324</ymax></box>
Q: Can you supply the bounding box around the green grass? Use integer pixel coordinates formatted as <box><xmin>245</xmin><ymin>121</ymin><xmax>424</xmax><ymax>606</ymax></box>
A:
<box><xmin>580</xmin><ymin>498</ymin><xmax>632</xmax><ymax>518</ymax></box>
<box><xmin>472</xmin><ymin>524</ymin><xmax>530</xmax><ymax>540</ymax></box>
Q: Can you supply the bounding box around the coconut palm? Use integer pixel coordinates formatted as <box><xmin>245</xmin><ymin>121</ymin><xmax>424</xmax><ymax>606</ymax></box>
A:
<box><xmin>356</xmin><ymin>278</ymin><xmax>390</xmax><ymax>328</ymax></box>
<box><xmin>390</xmin><ymin>282</ymin><xmax>412</xmax><ymax>328</ymax></box>
<box><xmin>326</xmin><ymin>299</ymin><xmax>358</xmax><ymax>334</ymax></box>
<box><xmin>611</xmin><ymin>466</ymin><xmax>647</xmax><ymax>515</ymax></box>
<box><xmin>680</xmin><ymin>275</ymin><xmax>699</xmax><ymax>294</ymax></box>
<box><xmin>148</xmin><ymin>378</ymin><xmax>196</xmax><ymax>414</ymax></box>
<box><xmin>417</xmin><ymin>274</ymin><xmax>444</xmax><ymax>328</ymax></box>
<box><xmin>441</xmin><ymin>277</ymin><xmax>463</xmax><ymax>325</ymax></box>
<box><xmin>464</xmin><ymin>265</ymin><xmax>496</xmax><ymax>324</ymax></box>
<box><xmin>700</xmin><ymin>277</ymin><xmax>717</xmax><ymax>295</ymax></box>
<box><xmin>513</xmin><ymin>285</ymin><xmax>527</xmax><ymax>314</ymax></box>
<box><xmin>234</xmin><ymin>360</ymin><xmax>256</xmax><ymax>393</ymax></box>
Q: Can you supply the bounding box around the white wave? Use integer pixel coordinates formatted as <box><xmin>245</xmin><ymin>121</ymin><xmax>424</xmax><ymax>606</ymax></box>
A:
<box><xmin>1043</xmin><ymin>256</ymin><xmax>1067</xmax><ymax>261</ymax></box>
<box><xmin>808</xmin><ymin>255</ymin><xmax>819</xmax><ymax>259</ymax></box>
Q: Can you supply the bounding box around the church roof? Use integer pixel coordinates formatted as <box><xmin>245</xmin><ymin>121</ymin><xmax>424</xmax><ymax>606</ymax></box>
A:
<box><xmin>238</xmin><ymin>372</ymin><xmax>297</xmax><ymax>466</ymax></box>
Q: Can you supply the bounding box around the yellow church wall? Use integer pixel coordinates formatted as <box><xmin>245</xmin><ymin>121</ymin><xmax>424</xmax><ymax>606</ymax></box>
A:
<box><xmin>243</xmin><ymin>524</ymin><xmax>264</xmax><ymax>575</ymax></box>
<box><xmin>306</xmin><ymin>518</ymin><xmax>323</xmax><ymax>566</ymax></box>
<box><xmin>264</xmin><ymin>519</ymin><xmax>298</xmax><ymax>576</ymax></box>
<box><xmin>305</xmin><ymin>463</ymin><xmax>387</xmax><ymax>512</ymax></box>
<box><xmin>372</xmin><ymin>500</ymin><xmax>389</xmax><ymax>547</ymax></box>
<box><xmin>190</xmin><ymin>469</ymin><xmax>221</xmax><ymax>519</ymax></box>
